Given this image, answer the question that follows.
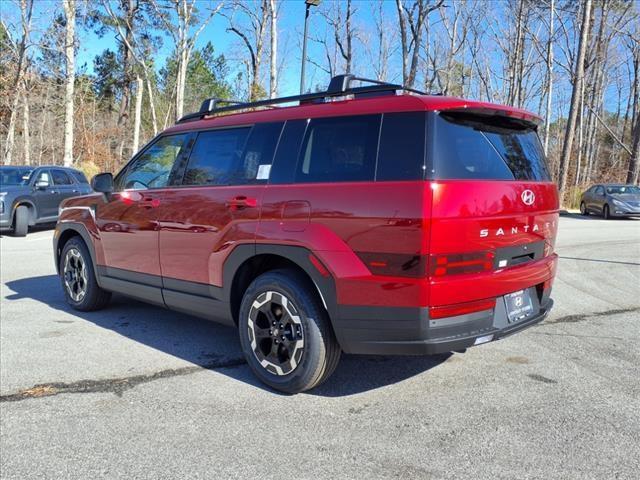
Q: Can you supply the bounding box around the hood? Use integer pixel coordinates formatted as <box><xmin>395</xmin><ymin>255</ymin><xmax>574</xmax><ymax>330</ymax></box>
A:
<box><xmin>610</xmin><ymin>193</ymin><xmax>640</xmax><ymax>203</ymax></box>
<box><xmin>0</xmin><ymin>185</ymin><xmax>30</xmax><ymax>195</ymax></box>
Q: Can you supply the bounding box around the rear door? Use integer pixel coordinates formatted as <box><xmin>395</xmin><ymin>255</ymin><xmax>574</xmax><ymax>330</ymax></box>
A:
<box><xmin>158</xmin><ymin>122</ymin><xmax>283</xmax><ymax>292</ymax></box>
<box><xmin>428</xmin><ymin>110</ymin><xmax>559</xmax><ymax>307</ymax></box>
<box><xmin>51</xmin><ymin>169</ymin><xmax>79</xmax><ymax>203</ymax></box>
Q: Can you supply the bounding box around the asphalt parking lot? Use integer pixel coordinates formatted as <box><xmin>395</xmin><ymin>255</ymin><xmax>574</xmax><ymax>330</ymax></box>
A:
<box><xmin>1</xmin><ymin>215</ymin><xmax>639</xmax><ymax>479</ymax></box>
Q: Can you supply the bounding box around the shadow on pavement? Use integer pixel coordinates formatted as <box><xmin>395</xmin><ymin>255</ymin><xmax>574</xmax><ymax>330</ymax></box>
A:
<box><xmin>4</xmin><ymin>274</ymin><xmax>448</xmax><ymax>397</ymax></box>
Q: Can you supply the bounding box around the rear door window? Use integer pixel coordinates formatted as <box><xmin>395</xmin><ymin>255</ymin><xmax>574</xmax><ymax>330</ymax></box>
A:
<box><xmin>295</xmin><ymin>115</ymin><xmax>381</xmax><ymax>183</ymax></box>
<box><xmin>51</xmin><ymin>169</ymin><xmax>73</xmax><ymax>185</ymax></box>
<box><xmin>434</xmin><ymin>112</ymin><xmax>550</xmax><ymax>181</ymax></box>
<box><xmin>269</xmin><ymin>120</ymin><xmax>308</xmax><ymax>184</ymax></box>
<box><xmin>237</xmin><ymin>122</ymin><xmax>283</xmax><ymax>184</ymax></box>
<box><xmin>183</xmin><ymin>128</ymin><xmax>251</xmax><ymax>186</ymax></box>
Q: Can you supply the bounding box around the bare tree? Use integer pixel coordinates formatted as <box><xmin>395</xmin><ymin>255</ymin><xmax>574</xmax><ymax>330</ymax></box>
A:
<box><xmin>395</xmin><ymin>0</ymin><xmax>443</xmax><ymax>88</ymax></box>
<box><xmin>62</xmin><ymin>0</ymin><xmax>76</xmax><ymax>167</ymax></box>
<box><xmin>558</xmin><ymin>0</ymin><xmax>593</xmax><ymax>203</ymax></box>
<box><xmin>2</xmin><ymin>0</ymin><xmax>34</xmax><ymax>165</ymax></box>
<box><xmin>225</xmin><ymin>0</ymin><xmax>268</xmax><ymax>101</ymax></box>
<box><xmin>152</xmin><ymin>0</ymin><xmax>224</xmax><ymax>120</ymax></box>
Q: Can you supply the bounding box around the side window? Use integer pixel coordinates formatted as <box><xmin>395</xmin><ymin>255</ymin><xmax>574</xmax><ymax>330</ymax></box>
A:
<box><xmin>51</xmin><ymin>169</ymin><xmax>73</xmax><ymax>185</ymax></box>
<box><xmin>595</xmin><ymin>186</ymin><xmax>604</xmax><ymax>195</ymax></box>
<box><xmin>183</xmin><ymin>128</ymin><xmax>251</xmax><ymax>186</ymax></box>
<box><xmin>377</xmin><ymin>112</ymin><xmax>426</xmax><ymax>181</ymax></box>
<box><xmin>34</xmin><ymin>170</ymin><xmax>51</xmax><ymax>186</ymax></box>
<box><xmin>70</xmin><ymin>171</ymin><xmax>89</xmax><ymax>184</ymax></box>
<box><xmin>118</xmin><ymin>134</ymin><xmax>188</xmax><ymax>190</ymax></box>
<box><xmin>236</xmin><ymin>122</ymin><xmax>284</xmax><ymax>184</ymax></box>
<box><xmin>295</xmin><ymin>114</ymin><xmax>381</xmax><ymax>183</ymax></box>
<box><xmin>270</xmin><ymin>120</ymin><xmax>307</xmax><ymax>184</ymax></box>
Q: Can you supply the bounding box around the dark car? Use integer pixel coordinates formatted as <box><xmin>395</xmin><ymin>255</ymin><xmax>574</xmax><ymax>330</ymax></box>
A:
<box><xmin>54</xmin><ymin>74</ymin><xmax>558</xmax><ymax>393</ymax></box>
<box><xmin>0</xmin><ymin>165</ymin><xmax>92</xmax><ymax>236</ymax></box>
<box><xmin>580</xmin><ymin>184</ymin><xmax>640</xmax><ymax>219</ymax></box>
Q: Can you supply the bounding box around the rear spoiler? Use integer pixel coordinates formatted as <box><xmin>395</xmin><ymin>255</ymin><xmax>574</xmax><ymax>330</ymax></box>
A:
<box><xmin>441</xmin><ymin>107</ymin><xmax>542</xmax><ymax>129</ymax></box>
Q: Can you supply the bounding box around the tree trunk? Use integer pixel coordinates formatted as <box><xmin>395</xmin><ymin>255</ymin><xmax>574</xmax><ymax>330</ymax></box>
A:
<box><xmin>627</xmin><ymin>114</ymin><xmax>640</xmax><ymax>184</ymax></box>
<box><xmin>543</xmin><ymin>0</ymin><xmax>555</xmax><ymax>156</ymax></box>
<box><xmin>557</xmin><ymin>0</ymin><xmax>593</xmax><ymax>205</ymax></box>
<box><xmin>132</xmin><ymin>76</ymin><xmax>143</xmax><ymax>155</ymax></box>
<box><xmin>62</xmin><ymin>0</ymin><xmax>76</xmax><ymax>167</ymax></box>
<box><xmin>269</xmin><ymin>0</ymin><xmax>277</xmax><ymax>98</ymax></box>
<box><xmin>22</xmin><ymin>89</ymin><xmax>30</xmax><ymax>165</ymax></box>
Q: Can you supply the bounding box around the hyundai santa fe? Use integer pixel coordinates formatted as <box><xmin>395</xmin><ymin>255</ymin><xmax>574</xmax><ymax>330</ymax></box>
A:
<box><xmin>53</xmin><ymin>74</ymin><xmax>559</xmax><ymax>393</ymax></box>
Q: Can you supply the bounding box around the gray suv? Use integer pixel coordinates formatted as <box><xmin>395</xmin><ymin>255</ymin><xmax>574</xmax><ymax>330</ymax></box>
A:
<box><xmin>0</xmin><ymin>165</ymin><xmax>92</xmax><ymax>236</ymax></box>
<box><xmin>580</xmin><ymin>184</ymin><xmax>640</xmax><ymax>219</ymax></box>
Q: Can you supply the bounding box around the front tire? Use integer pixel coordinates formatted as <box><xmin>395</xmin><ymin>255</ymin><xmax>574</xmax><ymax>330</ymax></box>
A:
<box><xmin>13</xmin><ymin>205</ymin><xmax>29</xmax><ymax>236</ymax></box>
<box><xmin>603</xmin><ymin>204</ymin><xmax>611</xmax><ymax>219</ymax></box>
<box><xmin>59</xmin><ymin>237</ymin><xmax>111</xmax><ymax>311</ymax></box>
<box><xmin>238</xmin><ymin>269</ymin><xmax>341</xmax><ymax>393</ymax></box>
<box><xmin>580</xmin><ymin>202</ymin><xmax>589</xmax><ymax>216</ymax></box>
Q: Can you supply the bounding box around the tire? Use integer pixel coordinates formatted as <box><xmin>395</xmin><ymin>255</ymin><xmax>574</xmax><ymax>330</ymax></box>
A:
<box><xmin>238</xmin><ymin>269</ymin><xmax>341</xmax><ymax>393</ymax></box>
<box><xmin>603</xmin><ymin>204</ymin><xmax>610</xmax><ymax>219</ymax></box>
<box><xmin>13</xmin><ymin>205</ymin><xmax>29</xmax><ymax>237</ymax></box>
<box><xmin>580</xmin><ymin>202</ymin><xmax>589</xmax><ymax>216</ymax></box>
<box><xmin>59</xmin><ymin>237</ymin><xmax>111</xmax><ymax>311</ymax></box>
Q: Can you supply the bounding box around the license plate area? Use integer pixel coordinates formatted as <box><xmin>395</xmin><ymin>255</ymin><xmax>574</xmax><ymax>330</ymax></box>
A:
<box><xmin>504</xmin><ymin>289</ymin><xmax>535</xmax><ymax>323</ymax></box>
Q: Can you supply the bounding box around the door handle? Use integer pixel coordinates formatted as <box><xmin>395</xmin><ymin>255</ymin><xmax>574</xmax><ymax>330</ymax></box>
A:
<box><xmin>226</xmin><ymin>196</ymin><xmax>258</xmax><ymax>210</ymax></box>
<box><xmin>140</xmin><ymin>197</ymin><xmax>161</xmax><ymax>208</ymax></box>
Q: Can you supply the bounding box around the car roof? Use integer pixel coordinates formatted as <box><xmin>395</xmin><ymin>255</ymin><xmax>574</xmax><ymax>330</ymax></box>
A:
<box><xmin>165</xmin><ymin>93</ymin><xmax>541</xmax><ymax>135</ymax></box>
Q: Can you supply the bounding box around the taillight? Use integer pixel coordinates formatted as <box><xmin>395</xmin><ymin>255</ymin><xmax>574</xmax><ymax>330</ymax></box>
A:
<box><xmin>429</xmin><ymin>298</ymin><xmax>496</xmax><ymax>319</ymax></box>
<box><xmin>356</xmin><ymin>253</ymin><xmax>427</xmax><ymax>278</ymax></box>
<box><xmin>429</xmin><ymin>251</ymin><xmax>495</xmax><ymax>277</ymax></box>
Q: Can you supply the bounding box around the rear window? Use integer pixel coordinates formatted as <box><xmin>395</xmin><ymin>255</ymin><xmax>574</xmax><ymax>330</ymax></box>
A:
<box><xmin>434</xmin><ymin>112</ymin><xmax>550</xmax><ymax>181</ymax></box>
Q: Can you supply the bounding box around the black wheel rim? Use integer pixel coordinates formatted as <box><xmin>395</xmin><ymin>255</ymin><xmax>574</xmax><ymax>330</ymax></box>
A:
<box><xmin>247</xmin><ymin>291</ymin><xmax>304</xmax><ymax>376</ymax></box>
<box><xmin>63</xmin><ymin>248</ymin><xmax>88</xmax><ymax>302</ymax></box>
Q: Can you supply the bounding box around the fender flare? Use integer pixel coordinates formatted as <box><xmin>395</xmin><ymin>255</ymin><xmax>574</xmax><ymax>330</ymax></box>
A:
<box><xmin>11</xmin><ymin>197</ymin><xmax>38</xmax><ymax>225</ymax></box>
<box><xmin>54</xmin><ymin>222</ymin><xmax>98</xmax><ymax>275</ymax></box>
<box><xmin>222</xmin><ymin>243</ymin><xmax>339</xmax><ymax>324</ymax></box>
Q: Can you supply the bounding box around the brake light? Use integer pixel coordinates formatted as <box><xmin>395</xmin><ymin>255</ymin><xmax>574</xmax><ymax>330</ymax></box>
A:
<box><xmin>430</xmin><ymin>298</ymin><xmax>496</xmax><ymax>319</ymax></box>
<box><xmin>429</xmin><ymin>251</ymin><xmax>494</xmax><ymax>277</ymax></box>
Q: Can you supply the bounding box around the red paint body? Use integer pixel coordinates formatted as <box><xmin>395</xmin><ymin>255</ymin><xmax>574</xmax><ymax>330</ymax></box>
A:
<box><xmin>57</xmin><ymin>92</ymin><xmax>559</xmax><ymax>344</ymax></box>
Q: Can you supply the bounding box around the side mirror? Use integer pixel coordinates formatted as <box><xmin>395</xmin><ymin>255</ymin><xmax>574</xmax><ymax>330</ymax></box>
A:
<box><xmin>35</xmin><ymin>179</ymin><xmax>49</xmax><ymax>190</ymax></box>
<box><xmin>91</xmin><ymin>173</ymin><xmax>114</xmax><ymax>194</ymax></box>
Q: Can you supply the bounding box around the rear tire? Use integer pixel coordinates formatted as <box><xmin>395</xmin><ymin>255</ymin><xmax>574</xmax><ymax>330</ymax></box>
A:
<box><xmin>580</xmin><ymin>202</ymin><xmax>589</xmax><ymax>216</ymax></box>
<box><xmin>59</xmin><ymin>237</ymin><xmax>111</xmax><ymax>311</ymax></box>
<box><xmin>238</xmin><ymin>269</ymin><xmax>341</xmax><ymax>393</ymax></box>
<box><xmin>603</xmin><ymin>204</ymin><xmax>610</xmax><ymax>219</ymax></box>
<box><xmin>13</xmin><ymin>205</ymin><xmax>29</xmax><ymax>237</ymax></box>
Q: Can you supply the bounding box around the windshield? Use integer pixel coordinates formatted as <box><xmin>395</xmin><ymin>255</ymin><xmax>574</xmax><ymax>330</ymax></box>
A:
<box><xmin>0</xmin><ymin>167</ymin><xmax>33</xmax><ymax>186</ymax></box>
<box><xmin>606</xmin><ymin>186</ymin><xmax>640</xmax><ymax>195</ymax></box>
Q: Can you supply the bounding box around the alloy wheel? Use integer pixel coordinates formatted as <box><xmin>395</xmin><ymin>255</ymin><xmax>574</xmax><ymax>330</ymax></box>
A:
<box><xmin>247</xmin><ymin>291</ymin><xmax>305</xmax><ymax>376</ymax></box>
<box><xmin>63</xmin><ymin>248</ymin><xmax>88</xmax><ymax>302</ymax></box>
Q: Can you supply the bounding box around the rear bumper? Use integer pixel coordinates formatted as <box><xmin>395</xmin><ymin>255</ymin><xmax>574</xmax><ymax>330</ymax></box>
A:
<box><xmin>335</xmin><ymin>291</ymin><xmax>553</xmax><ymax>355</ymax></box>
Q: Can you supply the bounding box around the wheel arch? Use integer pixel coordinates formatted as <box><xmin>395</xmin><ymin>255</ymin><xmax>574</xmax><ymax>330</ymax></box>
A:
<box><xmin>12</xmin><ymin>199</ymin><xmax>37</xmax><ymax>226</ymax></box>
<box><xmin>224</xmin><ymin>244</ymin><xmax>338</xmax><ymax>328</ymax></box>
<box><xmin>54</xmin><ymin>223</ymin><xmax>98</xmax><ymax>275</ymax></box>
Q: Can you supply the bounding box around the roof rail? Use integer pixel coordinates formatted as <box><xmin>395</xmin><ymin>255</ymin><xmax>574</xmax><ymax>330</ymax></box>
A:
<box><xmin>177</xmin><ymin>74</ymin><xmax>426</xmax><ymax>124</ymax></box>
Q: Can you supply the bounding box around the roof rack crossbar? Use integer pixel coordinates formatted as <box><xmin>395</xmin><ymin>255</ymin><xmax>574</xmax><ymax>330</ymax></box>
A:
<box><xmin>178</xmin><ymin>74</ymin><xmax>427</xmax><ymax>124</ymax></box>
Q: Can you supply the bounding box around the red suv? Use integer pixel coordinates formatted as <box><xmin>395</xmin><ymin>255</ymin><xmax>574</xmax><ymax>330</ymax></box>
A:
<box><xmin>54</xmin><ymin>75</ymin><xmax>558</xmax><ymax>393</ymax></box>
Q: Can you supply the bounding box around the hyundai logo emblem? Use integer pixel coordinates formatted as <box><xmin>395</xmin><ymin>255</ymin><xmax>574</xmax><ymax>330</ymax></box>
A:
<box><xmin>521</xmin><ymin>189</ymin><xmax>535</xmax><ymax>206</ymax></box>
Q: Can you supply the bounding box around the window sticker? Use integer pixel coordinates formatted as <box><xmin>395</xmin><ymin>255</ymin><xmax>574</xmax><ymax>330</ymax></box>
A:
<box><xmin>257</xmin><ymin>164</ymin><xmax>271</xmax><ymax>180</ymax></box>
